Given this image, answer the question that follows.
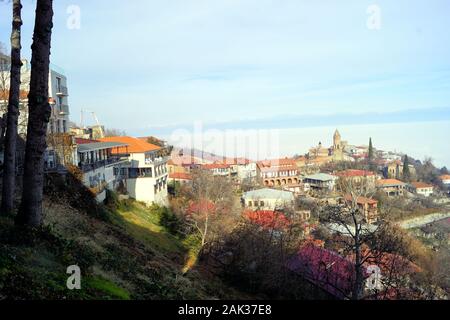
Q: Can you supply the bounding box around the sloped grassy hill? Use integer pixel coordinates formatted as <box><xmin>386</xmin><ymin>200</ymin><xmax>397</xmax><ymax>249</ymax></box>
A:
<box><xmin>0</xmin><ymin>192</ymin><xmax>248</xmax><ymax>300</ymax></box>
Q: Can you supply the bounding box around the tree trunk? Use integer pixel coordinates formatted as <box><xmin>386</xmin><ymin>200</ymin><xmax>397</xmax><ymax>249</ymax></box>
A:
<box><xmin>1</xmin><ymin>0</ymin><xmax>23</xmax><ymax>216</ymax></box>
<box><xmin>352</xmin><ymin>228</ymin><xmax>364</xmax><ymax>300</ymax></box>
<box><xmin>15</xmin><ymin>0</ymin><xmax>53</xmax><ymax>227</ymax></box>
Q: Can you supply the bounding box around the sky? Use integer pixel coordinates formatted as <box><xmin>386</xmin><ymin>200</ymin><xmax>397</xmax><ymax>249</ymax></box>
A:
<box><xmin>0</xmin><ymin>0</ymin><xmax>450</xmax><ymax>164</ymax></box>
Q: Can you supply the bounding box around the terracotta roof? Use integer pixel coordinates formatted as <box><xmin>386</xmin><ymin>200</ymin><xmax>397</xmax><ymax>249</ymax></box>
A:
<box><xmin>202</xmin><ymin>163</ymin><xmax>230</xmax><ymax>170</ymax></box>
<box><xmin>257</xmin><ymin>158</ymin><xmax>296</xmax><ymax>168</ymax></box>
<box><xmin>439</xmin><ymin>175</ymin><xmax>450</xmax><ymax>180</ymax></box>
<box><xmin>260</xmin><ymin>165</ymin><xmax>298</xmax><ymax>173</ymax></box>
<box><xmin>224</xmin><ymin>157</ymin><xmax>252</xmax><ymax>165</ymax></box>
<box><xmin>411</xmin><ymin>182</ymin><xmax>433</xmax><ymax>189</ymax></box>
<box><xmin>98</xmin><ymin>136</ymin><xmax>161</xmax><ymax>154</ymax></box>
<box><xmin>376</xmin><ymin>179</ymin><xmax>405</xmax><ymax>186</ymax></box>
<box><xmin>336</xmin><ymin>169</ymin><xmax>375</xmax><ymax>177</ymax></box>
<box><xmin>344</xmin><ymin>194</ymin><xmax>378</xmax><ymax>205</ymax></box>
<box><xmin>169</xmin><ymin>172</ymin><xmax>192</xmax><ymax>180</ymax></box>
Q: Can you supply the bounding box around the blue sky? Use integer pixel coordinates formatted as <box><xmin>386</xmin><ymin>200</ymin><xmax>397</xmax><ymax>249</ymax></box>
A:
<box><xmin>0</xmin><ymin>1</ymin><xmax>449</xmax><ymax>139</ymax></box>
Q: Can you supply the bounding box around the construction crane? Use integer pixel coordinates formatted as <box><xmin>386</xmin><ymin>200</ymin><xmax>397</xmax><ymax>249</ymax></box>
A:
<box><xmin>80</xmin><ymin>109</ymin><xmax>104</xmax><ymax>138</ymax></box>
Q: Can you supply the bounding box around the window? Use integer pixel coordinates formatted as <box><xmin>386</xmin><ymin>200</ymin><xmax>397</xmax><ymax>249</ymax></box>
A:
<box><xmin>260</xmin><ymin>201</ymin><xmax>264</xmax><ymax>207</ymax></box>
<box><xmin>56</xmin><ymin>77</ymin><xmax>62</xmax><ymax>92</ymax></box>
<box><xmin>128</xmin><ymin>168</ymin><xmax>139</xmax><ymax>179</ymax></box>
<box><xmin>248</xmin><ymin>201</ymin><xmax>252</xmax><ymax>207</ymax></box>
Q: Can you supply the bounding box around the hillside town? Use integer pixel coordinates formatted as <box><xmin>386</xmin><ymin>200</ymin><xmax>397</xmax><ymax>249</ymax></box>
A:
<box><xmin>0</xmin><ymin>0</ymin><xmax>449</xmax><ymax>304</ymax></box>
<box><xmin>1</xmin><ymin>61</ymin><xmax>449</xmax><ymax>300</ymax></box>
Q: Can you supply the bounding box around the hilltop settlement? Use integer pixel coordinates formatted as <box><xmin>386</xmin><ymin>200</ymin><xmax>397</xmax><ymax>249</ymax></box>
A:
<box><xmin>1</xmin><ymin>60</ymin><xmax>449</xmax><ymax>300</ymax></box>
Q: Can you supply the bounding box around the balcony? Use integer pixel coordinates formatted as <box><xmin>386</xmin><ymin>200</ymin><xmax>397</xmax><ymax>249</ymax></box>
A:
<box><xmin>56</xmin><ymin>86</ymin><xmax>69</xmax><ymax>96</ymax></box>
<box><xmin>59</xmin><ymin>104</ymin><xmax>70</xmax><ymax>115</ymax></box>
<box><xmin>144</xmin><ymin>156</ymin><xmax>169</xmax><ymax>165</ymax></box>
<box><xmin>79</xmin><ymin>156</ymin><xmax>126</xmax><ymax>173</ymax></box>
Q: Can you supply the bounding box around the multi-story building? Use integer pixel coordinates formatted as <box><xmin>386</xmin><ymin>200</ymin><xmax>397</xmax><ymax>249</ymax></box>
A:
<box><xmin>226</xmin><ymin>158</ymin><xmax>260</xmax><ymax>184</ymax></box>
<box><xmin>202</xmin><ymin>163</ymin><xmax>232</xmax><ymax>176</ymax></box>
<box><xmin>439</xmin><ymin>175</ymin><xmax>450</xmax><ymax>187</ymax></box>
<box><xmin>168</xmin><ymin>172</ymin><xmax>192</xmax><ymax>185</ymax></box>
<box><xmin>0</xmin><ymin>59</ymin><xmax>70</xmax><ymax>135</ymax></box>
<box><xmin>75</xmin><ymin>139</ymin><xmax>130</xmax><ymax>202</ymax></box>
<box><xmin>258</xmin><ymin>158</ymin><xmax>300</xmax><ymax>187</ymax></box>
<box><xmin>335</xmin><ymin>169</ymin><xmax>377</xmax><ymax>191</ymax></box>
<box><xmin>376</xmin><ymin>179</ymin><xmax>406</xmax><ymax>197</ymax></box>
<box><xmin>1</xmin><ymin>59</ymin><xmax>71</xmax><ymax>170</ymax></box>
<box><xmin>303</xmin><ymin>173</ymin><xmax>338</xmax><ymax>192</ymax></box>
<box><xmin>383</xmin><ymin>160</ymin><xmax>416</xmax><ymax>180</ymax></box>
<box><xmin>242</xmin><ymin>188</ymin><xmax>295</xmax><ymax>211</ymax></box>
<box><xmin>47</xmin><ymin>64</ymin><xmax>70</xmax><ymax>134</ymax></box>
<box><xmin>408</xmin><ymin>182</ymin><xmax>434</xmax><ymax>197</ymax></box>
<box><xmin>343</xmin><ymin>194</ymin><xmax>379</xmax><ymax>224</ymax></box>
<box><xmin>69</xmin><ymin>125</ymin><xmax>105</xmax><ymax>140</ymax></box>
<box><xmin>99</xmin><ymin>136</ymin><xmax>169</xmax><ymax>206</ymax></box>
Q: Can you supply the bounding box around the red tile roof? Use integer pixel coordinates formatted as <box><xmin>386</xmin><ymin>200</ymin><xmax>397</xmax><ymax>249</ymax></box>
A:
<box><xmin>98</xmin><ymin>136</ymin><xmax>161</xmax><ymax>154</ymax></box>
<box><xmin>411</xmin><ymin>182</ymin><xmax>433</xmax><ymax>189</ymax></box>
<box><xmin>224</xmin><ymin>157</ymin><xmax>252</xmax><ymax>165</ymax></box>
<box><xmin>439</xmin><ymin>175</ymin><xmax>450</xmax><ymax>180</ymax></box>
<box><xmin>202</xmin><ymin>163</ymin><xmax>230</xmax><ymax>170</ymax></box>
<box><xmin>344</xmin><ymin>194</ymin><xmax>378</xmax><ymax>205</ymax></box>
<box><xmin>258</xmin><ymin>158</ymin><xmax>296</xmax><ymax>168</ymax></box>
<box><xmin>260</xmin><ymin>165</ymin><xmax>298</xmax><ymax>173</ymax></box>
<box><xmin>169</xmin><ymin>172</ymin><xmax>192</xmax><ymax>180</ymax></box>
<box><xmin>376</xmin><ymin>179</ymin><xmax>405</xmax><ymax>186</ymax></box>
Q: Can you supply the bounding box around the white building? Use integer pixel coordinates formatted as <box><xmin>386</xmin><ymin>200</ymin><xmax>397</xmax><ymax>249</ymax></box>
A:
<box><xmin>99</xmin><ymin>136</ymin><xmax>169</xmax><ymax>206</ymax></box>
<box><xmin>242</xmin><ymin>188</ymin><xmax>295</xmax><ymax>211</ymax></box>
<box><xmin>233</xmin><ymin>161</ymin><xmax>260</xmax><ymax>182</ymax></box>
<box><xmin>409</xmin><ymin>182</ymin><xmax>434</xmax><ymax>197</ymax></box>
<box><xmin>439</xmin><ymin>175</ymin><xmax>450</xmax><ymax>186</ymax></box>
<box><xmin>303</xmin><ymin>173</ymin><xmax>338</xmax><ymax>191</ymax></box>
<box><xmin>0</xmin><ymin>59</ymin><xmax>70</xmax><ymax>136</ymax></box>
<box><xmin>202</xmin><ymin>163</ymin><xmax>231</xmax><ymax>176</ymax></box>
<box><xmin>75</xmin><ymin>140</ymin><xmax>129</xmax><ymax>202</ymax></box>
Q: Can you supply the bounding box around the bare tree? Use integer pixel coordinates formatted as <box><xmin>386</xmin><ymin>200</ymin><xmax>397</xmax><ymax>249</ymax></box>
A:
<box><xmin>319</xmin><ymin>177</ymin><xmax>417</xmax><ymax>300</ymax></box>
<box><xmin>183</xmin><ymin>169</ymin><xmax>239</xmax><ymax>249</ymax></box>
<box><xmin>16</xmin><ymin>0</ymin><xmax>54</xmax><ymax>227</ymax></box>
<box><xmin>205</xmin><ymin>206</ymin><xmax>307</xmax><ymax>298</ymax></box>
<box><xmin>1</xmin><ymin>0</ymin><xmax>23</xmax><ymax>216</ymax></box>
<box><xmin>46</xmin><ymin>132</ymin><xmax>76</xmax><ymax>167</ymax></box>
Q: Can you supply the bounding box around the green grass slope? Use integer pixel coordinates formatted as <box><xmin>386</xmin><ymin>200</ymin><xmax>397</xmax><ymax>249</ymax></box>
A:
<box><xmin>0</xmin><ymin>193</ymin><xmax>249</xmax><ymax>300</ymax></box>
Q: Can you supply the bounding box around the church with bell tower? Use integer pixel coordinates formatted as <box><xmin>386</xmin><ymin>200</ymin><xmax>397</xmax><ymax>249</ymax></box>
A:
<box><xmin>331</xmin><ymin>129</ymin><xmax>347</xmax><ymax>161</ymax></box>
<box><xmin>308</xmin><ymin>129</ymin><xmax>348</xmax><ymax>162</ymax></box>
